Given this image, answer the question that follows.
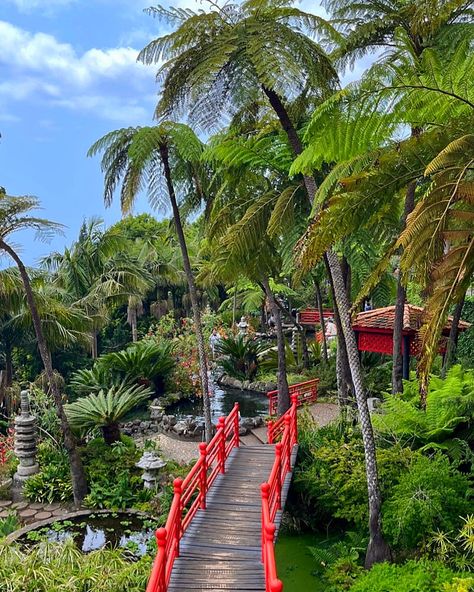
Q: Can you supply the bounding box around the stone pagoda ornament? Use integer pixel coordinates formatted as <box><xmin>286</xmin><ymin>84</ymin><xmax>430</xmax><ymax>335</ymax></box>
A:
<box><xmin>136</xmin><ymin>451</ymin><xmax>166</xmax><ymax>489</ymax></box>
<box><xmin>13</xmin><ymin>390</ymin><xmax>39</xmax><ymax>486</ymax></box>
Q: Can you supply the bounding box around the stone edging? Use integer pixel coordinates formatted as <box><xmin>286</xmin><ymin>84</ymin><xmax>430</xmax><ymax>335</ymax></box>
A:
<box><xmin>216</xmin><ymin>373</ymin><xmax>277</xmax><ymax>394</ymax></box>
<box><xmin>6</xmin><ymin>508</ymin><xmax>151</xmax><ymax>544</ymax></box>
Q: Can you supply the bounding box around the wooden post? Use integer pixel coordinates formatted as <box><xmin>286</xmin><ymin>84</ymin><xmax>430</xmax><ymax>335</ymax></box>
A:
<box><xmin>218</xmin><ymin>417</ymin><xmax>226</xmax><ymax>473</ymax></box>
<box><xmin>267</xmin><ymin>419</ymin><xmax>274</xmax><ymax>444</ymax></box>
<box><xmin>173</xmin><ymin>478</ymin><xmax>183</xmax><ymax>558</ymax></box>
<box><xmin>402</xmin><ymin>335</ymin><xmax>410</xmax><ymax>380</ymax></box>
<box><xmin>156</xmin><ymin>527</ymin><xmax>167</xmax><ymax>591</ymax></box>
<box><xmin>233</xmin><ymin>402</ymin><xmax>240</xmax><ymax>447</ymax></box>
<box><xmin>199</xmin><ymin>443</ymin><xmax>207</xmax><ymax>509</ymax></box>
<box><xmin>284</xmin><ymin>415</ymin><xmax>291</xmax><ymax>472</ymax></box>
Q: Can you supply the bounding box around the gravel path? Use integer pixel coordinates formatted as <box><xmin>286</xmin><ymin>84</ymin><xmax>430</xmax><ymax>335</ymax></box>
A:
<box><xmin>307</xmin><ymin>401</ymin><xmax>340</xmax><ymax>427</ymax></box>
<box><xmin>141</xmin><ymin>433</ymin><xmax>200</xmax><ymax>465</ymax></box>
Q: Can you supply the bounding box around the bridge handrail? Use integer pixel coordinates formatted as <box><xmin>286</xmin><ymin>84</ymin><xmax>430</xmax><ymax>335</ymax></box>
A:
<box><xmin>261</xmin><ymin>395</ymin><xmax>298</xmax><ymax>592</ymax></box>
<box><xmin>146</xmin><ymin>403</ymin><xmax>240</xmax><ymax>592</ymax></box>
<box><xmin>267</xmin><ymin>378</ymin><xmax>319</xmax><ymax>419</ymax></box>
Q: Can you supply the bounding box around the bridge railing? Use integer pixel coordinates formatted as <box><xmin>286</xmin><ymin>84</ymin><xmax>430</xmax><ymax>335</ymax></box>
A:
<box><xmin>146</xmin><ymin>403</ymin><xmax>240</xmax><ymax>592</ymax></box>
<box><xmin>267</xmin><ymin>378</ymin><xmax>319</xmax><ymax>418</ymax></box>
<box><xmin>261</xmin><ymin>394</ymin><xmax>298</xmax><ymax>592</ymax></box>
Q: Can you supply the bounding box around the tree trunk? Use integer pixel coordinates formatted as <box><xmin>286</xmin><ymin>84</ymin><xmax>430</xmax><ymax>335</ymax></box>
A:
<box><xmin>326</xmin><ymin>249</ymin><xmax>391</xmax><ymax>567</ymax></box>
<box><xmin>0</xmin><ymin>240</ymin><xmax>88</xmax><ymax>505</ymax></box>
<box><xmin>129</xmin><ymin>305</ymin><xmax>138</xmax><ymax>343</ymax></box>
<box><xmin>159</xmin><ymin>144</ymin><xmax>213</xmax><ymax>442</ymax></box>
<box><xmin>442</xmin><ymin>294</ymin><xmax>466</xmax><ymax>377</ymax></box>
<box><xmin>102</xmin><ymin>423</ymin><xmax>121</xmax><ymax>445</ymax></box>
<box><xmin>264</xmin><ymin>85</ymin><xmax>390</xmax><ymax>563</ymax></box>
<box><xmin>392</xmin><ymin>181</ymin><xmax>416</xmax><ymax>394</ymax></box>
<box><xmin>91</xmin><ymin>330</ymin><xmax>98</xmax><ymax>359</ymax></box>
<box><xmin>262</xmin><ymin>276</ymin><xmax>290</xmax><ymax>414</ymax></box>
<box><xmin>4</xmin><ymin>338</ymin><xmax>13</xmax><ymax>388</ymax></box>
<box><xmin>315</xmin><ymin>280</ymin><xmax>328</xmax><ymax>363</ymax></box>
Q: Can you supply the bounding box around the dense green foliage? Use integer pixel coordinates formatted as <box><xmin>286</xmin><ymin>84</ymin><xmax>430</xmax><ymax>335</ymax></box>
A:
<box><xmin>0</xmin><ymin>541</ymin><xmax>151</xmax><ymax>592</ymax></box>
<box><xmin>216</xmin><ymin>335</ymin><xmax>268</xmax><ymax>381</ymax></box>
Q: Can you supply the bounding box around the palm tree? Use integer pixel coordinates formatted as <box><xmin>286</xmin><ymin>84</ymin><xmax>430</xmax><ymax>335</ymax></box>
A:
<box><xmin>327</xmin><ymin>0</ymin><xmax>473</xmax><ymax>394</ymax></box>
<box><xmin>140</xmin><ymin>0</ymin><xmax>392</xmax><ymax>563</ymax></box>
<box><xmin>88</xmin><ymin>123</ymin><xmax>213</xmax><ymax>441</ymax></box>
<box><xmin>0</xmin><ymin>190</ymin><xmax>87</xmax><ymax>504</ymax></box>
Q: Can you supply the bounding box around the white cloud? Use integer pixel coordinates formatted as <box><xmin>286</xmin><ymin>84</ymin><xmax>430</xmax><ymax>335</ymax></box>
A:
<box><xmin>4</xmin><ymin>0</ymin><xmax>75</xmax><ymax>13</ymax></box>
<box><xmin>0</xmin><ymin>20</ymin><xmax>156</xmax><ymax>123</ymax></box>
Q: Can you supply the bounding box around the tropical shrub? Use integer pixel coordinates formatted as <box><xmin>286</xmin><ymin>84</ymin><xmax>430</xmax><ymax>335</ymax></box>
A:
<box><xmin>216</xmin><ymin>334</ymin><xmax>267</xmax><ymax>380</ymax></box>
<box><xmin>0</xmin><ymin>513</ymin><xmax>19</xmax><ymax>539</ymax></box>
<box><xmin>65</xmin><ymin>383</ymin><xmax>152</xmax><ymax>444</ymax></box>
<box><xmin>23</xmin><ymin>443</ymin><xmax>72</xmax><ymax>503</ymax></box>
<box><xmin>374</xmin><ymin>365</ymin><xmax>474</xmax><ymax>463</ymax></box>
<box><xmin>382</xmin><ymin>454</ymin><xmax>472</xmax><ymax>549</ymax></box>
<box><xmin>0</xmin><ymin>540</ymin><xmax>152</xmax><ymax>592</ymax></box>
<box><xmin>424</xmin><ymin>515</ymin><xmax>474</xmax><ymax>571</ymax></box>
<box><xmin>348</xmin><ymin>559</ymin><xmax>473</xmax><ymax>592</ymax></box>
<box><xmin>81</xmin><ymin>437</ymin><xmax>147</xmax><ymax>510</ymax></box>
<box><xmin>71</xmin><ymin>339</ymin><xmax>175</xmax><ymax>396</ymax></box>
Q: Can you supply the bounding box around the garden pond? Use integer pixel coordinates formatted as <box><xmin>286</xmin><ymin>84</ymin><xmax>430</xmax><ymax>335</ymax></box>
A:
<box><xmin>167</xmin><ymin>382</ymin><xmax>268</xmax><ymax>421</ymax></box>
<box><xmin>18</xmin><ymin>512</ymin><xmax>158</xmax><ymax>556</ymax></box>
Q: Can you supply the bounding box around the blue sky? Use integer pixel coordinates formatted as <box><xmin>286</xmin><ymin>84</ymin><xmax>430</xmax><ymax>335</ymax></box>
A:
<box><xmin>0</xmin><ymin>0</ymin><xmax>368</xmax><ymax>266</ymax></box>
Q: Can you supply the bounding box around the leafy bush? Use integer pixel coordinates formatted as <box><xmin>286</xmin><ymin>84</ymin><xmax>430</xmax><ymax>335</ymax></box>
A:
<box><xmin>374</xmin><ymin>366</ymin><xmax>474</xmax><ymax>454</ymax></box>
<box><xmin>0</xmin><ymin>540</ymin><xmax>151</xmax><ymax>591</ymax></box>
<box><xmin>81</xmin><ymin>437</ymin><xmax>148</xmax><ymax>510</ymax></box>
<box><xmin>71</xmin><ymin>339</ymin><xmax>175</xmax><ymax>396</ymax></box>
<box><xmin>382</xmin><ymin>454</ymin><xmax>472</xmax><ymax>549</ymax></box>
<box><xmin>348</xmin><ymin>559</ymin><xmax>472</xmax><ymax>592</ymax></box>
<box><xmin>65</xmin><ymin>383</ymin><xmax>152</xmax><ymax>444</ymax></box>
<box><xmin>216</xmin><ymin>334</ymin><xmax>267</xmax><ymax>380</ymax></box>
<box><xmin>23</xmin><ymin>443</ymin><xmax>72</xmax><ymax>503</ymax></box>
<box><xmin>424</xmin><ymin>515</ymin><xmax>474</xmax><ymax>571</ymax></box>
<box><xmin>294</xmin><ymin>415</ymin><xmax>419</xmax><ymax>530</ymax></box>
<box><xmin>0</xmin><ymin>513</ymin><xmax>19</xmax><ymax>539</ymax></box>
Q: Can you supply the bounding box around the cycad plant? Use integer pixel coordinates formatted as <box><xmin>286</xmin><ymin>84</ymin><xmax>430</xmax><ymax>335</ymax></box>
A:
<box><xmin>65</xmin><ymin>383</ymin><xmax>152</xmax><ymax>444</ymax></box>
<box><xmin>216</xmin><ymin>335</ymin><xmax>268</xmax><ymax>381</ymax></box>
<box><xmin>71</xmin><ymin>340</ymin><xmax>175</xmax><ymax>396</ymax></box>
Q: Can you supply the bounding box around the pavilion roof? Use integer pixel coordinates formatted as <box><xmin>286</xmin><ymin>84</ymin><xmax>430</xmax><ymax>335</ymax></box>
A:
<box><xmin>353</xmin><ymin>304</ymin><xmax>470</xmax><ymax>334</ymax></box>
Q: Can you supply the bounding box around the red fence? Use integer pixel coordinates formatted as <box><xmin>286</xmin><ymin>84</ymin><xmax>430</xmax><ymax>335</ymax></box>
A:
<box><xmin>146</xmin><ymin>403</ymin><xmax>240</xmax><ymax>592</ymax></box>
<box><xmin>267</xmin><ymin>378</ymin><xmax>319</xmax><ymax>417</ymax></box>
<box><xmin>261</xmin><ymin>394</ymin><xmax>298</xmax><ymax>592</ymax></box>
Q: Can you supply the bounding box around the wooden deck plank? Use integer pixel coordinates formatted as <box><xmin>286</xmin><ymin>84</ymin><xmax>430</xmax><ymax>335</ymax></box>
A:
<box><xmin>167</xmin><ymin>444</ymin><xmax>297</xmax><ymax>591</ymax></box>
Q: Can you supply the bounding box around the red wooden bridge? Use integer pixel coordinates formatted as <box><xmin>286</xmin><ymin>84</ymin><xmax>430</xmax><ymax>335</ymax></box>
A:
<box><xmin>146</xmin><ymin>395</ymin><xmax>299</xmax><ymax>592</ymax></box>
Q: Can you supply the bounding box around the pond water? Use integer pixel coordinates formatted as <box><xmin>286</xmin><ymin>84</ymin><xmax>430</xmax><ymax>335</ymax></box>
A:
<box><xmin>275</xmin><ymin>532</ymin><xmax>329</xmax><ymax>591</ymax></box>
<box><xmin>168</xmin><ymin>381</ymin><xmax>269</xmax><ymax>421</ymax></box>
<box><xmin>21</xmin><ymin>512</ymin><xmax>156</xmax><ymax>556</ymax></box>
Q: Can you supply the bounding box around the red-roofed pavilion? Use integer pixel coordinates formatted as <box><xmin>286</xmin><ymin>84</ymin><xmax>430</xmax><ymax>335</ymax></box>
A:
<box><xmin>299</xmin><ymin>304</ymin><xmax>470</xmax><ymax>379</ymax></box>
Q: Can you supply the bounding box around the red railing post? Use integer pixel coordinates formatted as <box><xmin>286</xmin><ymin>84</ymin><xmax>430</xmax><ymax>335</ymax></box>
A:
<box><xmin>267</xmin><ymin>419</ymin><xmax>274</xmax><ymax>444</ymax></box>
<box><xmin>173</xmin><ymin>478</ymin><xmax>183</xmax><ymax>558</ymax></box>
<box><xmin>199</xmin><ymin>442</ymin><xmax>207</xmax><ymax>509</ymax></box>
<box><xmin>149</xmin><ymin>527</ymin><xmax>167</xmax><ymax>592</ymax></box>
<box><xmin>284</xmin><ymin>415</ymin><xmax>291</xmax><ymax>472</ymax></box>
<box><xmin>218</xmin><ymin>416</ymin><xmax>226</xmax><ymax>473</ymax></box>
<box><xmin>233</xmin><ymin>402</ymin><xmax>240</xmax><ymax>447</ymax></box>
<box><xmin>260</xmin><ymin>482</ymin><xmax>270</xmax><ymax>562</ymax></box>
<box><xmin>275</xmin><ymin>443</ymin><xmax>282</xmax><ymax>510</ymax></box>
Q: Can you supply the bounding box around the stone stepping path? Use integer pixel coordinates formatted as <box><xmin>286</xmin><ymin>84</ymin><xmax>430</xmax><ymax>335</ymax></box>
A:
<box><xmin>0</xmin><ymin>499</ymin><xmax>73</xmax><ymax>524</ymax></box>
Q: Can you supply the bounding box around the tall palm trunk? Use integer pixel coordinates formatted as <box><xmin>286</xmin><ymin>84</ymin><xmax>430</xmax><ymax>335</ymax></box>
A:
<box><xmin>0</xmin><ymin>240</ymin><xmax>88</xmax><ymax>505</ymax></box>
<box><xmin>91</xmin><ymin>329</ymin><xmax>98</xmax><ymax>359</ymax></box>
<box><xmin>262</xmin><ymin>86</ymin><xmax>390</xmax><ymax>565</ymax></box>
<box><xmin>159</xmin><ymin>144</ymin><xmax>213</xmax><ymax>442</ymax></box>
<box><xmin>325</xmin><ymin>250</ymin><xmax>391</xmax><ymax>566</ymax></box>
<box><xmin>315</xmin><ymin>280</ymin><xmax>328</xmax><ymax>363</ymax></box>
<box><xmin>262</xmin><ymin>276</ymin><xmax>290</xmax><ymax>414</ymax></box>
<box><xmin>392</xmin><ymin>181</ymin><xmax>416</xmax><ymax>393</ymax></box>
<box><xmin>442</xmin><ymin>293</ymin><xmax>466</xmax><ymax>377</ymax></box>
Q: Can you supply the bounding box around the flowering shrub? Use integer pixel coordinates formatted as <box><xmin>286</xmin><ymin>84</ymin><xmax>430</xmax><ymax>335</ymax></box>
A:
<box><xmin>0</xmin><ymin>429</ymin><xmax>15</xmax><ymax>480</ymax></box>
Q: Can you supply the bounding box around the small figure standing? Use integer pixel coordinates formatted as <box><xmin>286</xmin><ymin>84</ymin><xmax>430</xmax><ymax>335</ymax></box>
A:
<box><xmin>209</xmin><ymin>328</ymin><xmax>221</xmax><ymax>358</ymax></box>
<box><xmin>237</xmin><ymin>316</ymin><xmax>248</xmax><ymax>336</ymax></box>
<box><xmin>325</xmin><ymin>317</ymin><xmax>337</xmax><ymax>342</ymax></box>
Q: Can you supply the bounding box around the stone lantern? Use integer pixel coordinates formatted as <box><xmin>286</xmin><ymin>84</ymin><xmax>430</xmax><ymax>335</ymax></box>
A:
<box><xmin>136</xmin><ymin>451</ymin><xmax>166</xmax><ymax>489</ymax></box>
<box><xmin>13</xmin><ymin>390</ymin><xmax>39</xmax><ymax>486</ymax></box>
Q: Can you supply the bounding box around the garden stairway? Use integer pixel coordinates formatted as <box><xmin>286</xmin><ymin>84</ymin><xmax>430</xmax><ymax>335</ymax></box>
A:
<box><xmin>146</xmin><ymin>397</ymin><xmax>299</xmax><ymax>592</ymax></box>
